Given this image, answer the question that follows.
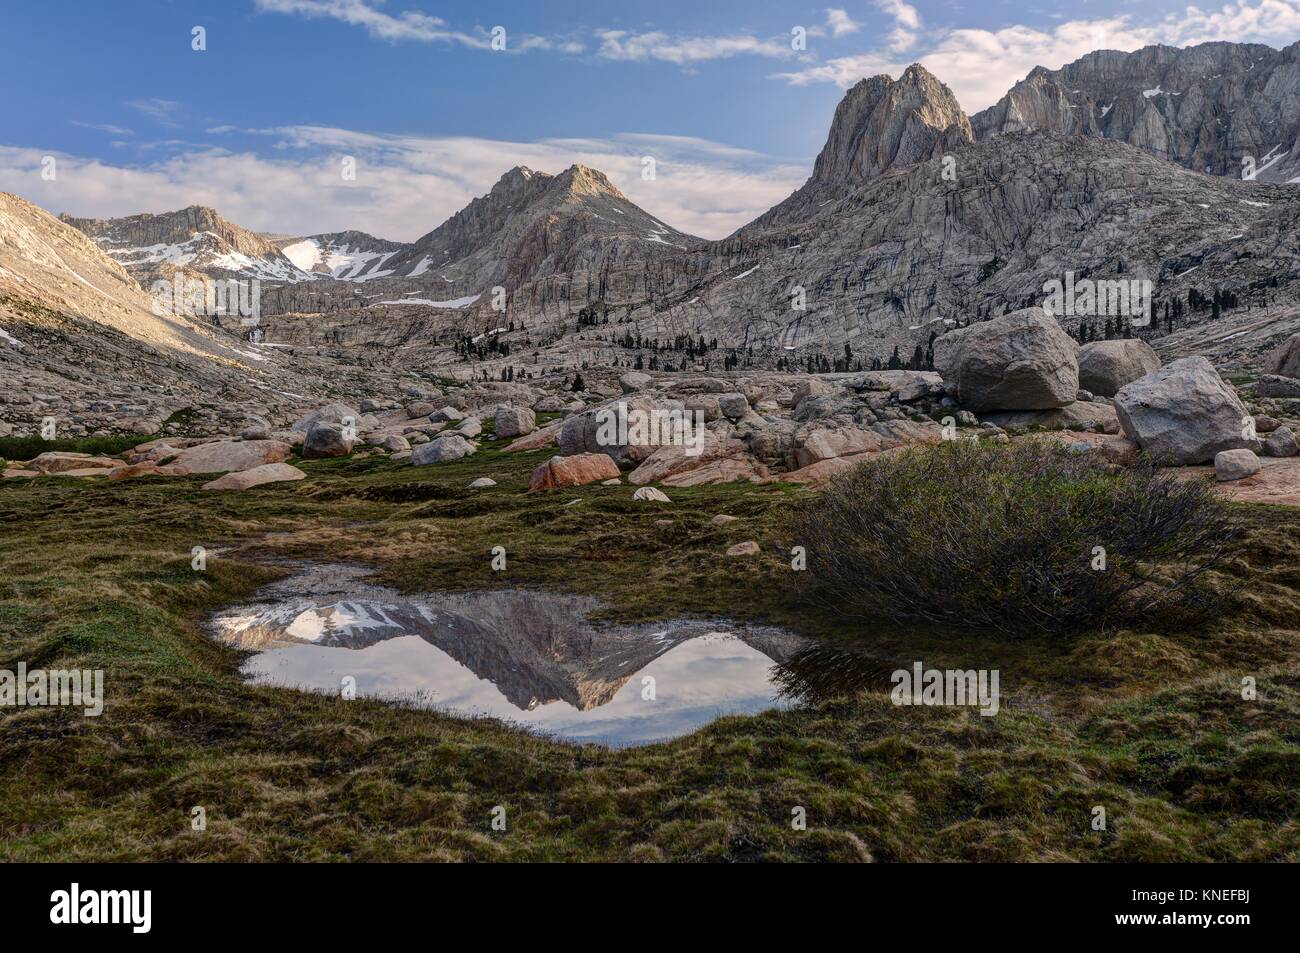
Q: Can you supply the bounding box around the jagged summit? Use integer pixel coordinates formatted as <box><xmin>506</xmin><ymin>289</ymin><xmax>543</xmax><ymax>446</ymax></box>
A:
<box><xmin>743</xmin><ymin>63</ymin><xmax>973</xmax><ymax>232</ymax></box>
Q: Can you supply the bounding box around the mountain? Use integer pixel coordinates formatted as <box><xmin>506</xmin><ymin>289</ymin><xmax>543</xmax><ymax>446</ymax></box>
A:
<box><xmin>380</xmin><ymin>163</ymin><xmax>699</xmax><ymax>291</ymax></box>
<box><xmin>746</xmin><ymin>64</ymin><xmax>973</xmax><ymax>232</ymax></box>
<box><xmin>60</xmin><ymin>205</ymin><xmax>311</xmax><ymax>284</ymax></box>
<box><xmin>276</xmin><ymin>231</ymin><xmax>412</xmax><ymax>281</ymax></box>
<box><xmin>973</xmin><ymin>41</ymin><xmax>1300</xmax><ymax>183</ymax></box>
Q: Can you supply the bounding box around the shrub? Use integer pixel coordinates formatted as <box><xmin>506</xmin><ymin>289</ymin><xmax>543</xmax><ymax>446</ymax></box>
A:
<box><xmin>782</xmin><ymin>439</ymin><xmax>1242</xmax><ymax>634</ymax></box>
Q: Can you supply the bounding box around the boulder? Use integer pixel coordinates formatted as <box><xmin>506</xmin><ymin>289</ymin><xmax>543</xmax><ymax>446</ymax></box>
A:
<box><xmin>468</xmin><ymin>477</ymin><xmax>497</xmax><ymax>489</ymax></box>
<box><xmin>457</xmin><ymin>417</ymin><xmax>483</xmax><ymax>438</ymax></box>
<box><xmin>495</xmin><ymin>405</ymin><xmax>536</xmax><ymax>439</ymax></box>
<box><xmin>1100</xmin><ymin>436</ymin><xmax>1142</xmax><ymax>466</ymax></box>
<box><xmin>726</xmin><ymin>541</ymin><xmax>761</xmax><ymax>557</ymax></box>
<box><xmin>619</xmin><ymin>371</ymin><xmax>652</xmax><ymax>393</ymax></box>
<box><xmin>1077</xmin><ymin>339</ymin><xmax>1161</xmax><ymax>397</ymax></box>
<box><xmin>1215</xmin><ymin>449</ymin><xmax>1261</xmax><ymax>482</ymax></box>
<box><xmin>528</xmin><ymin>453</ymin><xmax>621</xmax><ymax>491</ymax></box>
<box><xmin>791</xmin><ymin>378</ymin><xmax>834</xmax><ymax>410</ymax></box>
<box><xmin>1264</xmin><ymin>333</ymin><xmax>1300</xmax><ymax>379</ymax></box>
<box><xmin>302</xmin><ymin>424</ymin><xmax>355</xmax><ymax>459</ymax></box>
<box><xmin>1114</xmin><ymin>357</ymin><xmax>1258</xmax><ymax>465</ymax></box>
<box><xmin>1264</xmin><ymin>426</ymin><xmax>1299</xmax><ymax>458</ymax></box>
<box><xmin>26</xmin><ymin>452</ymin><xmax>121</xmax><ymax>475</ymax></box>
<box><xmin>503</xmin><ymin>420</ymin><xmax>562</xmax><ymax>452</ymax></box>
<box><xmin>793</xmin><ymin>425</ymin><xmax>890</xmax><ymax>468</ymax></box>
<box><xmin>932</xmin><ymin>307</ymin><xmax>1078</xmax><ymax>411</ymax></box>
<box><xmin>381</xmin><ymin>434</ymin><xmax>411</xmax><ymax>453</ymax></box>
<box><xmin>167</xmin><ymin>440</ymin><xmax>292</xmax><ymax>474</ymax></box>
<box><xmin>430</xmin><ymin>406</ymin><xmax>465</xmax><ymax>423</ymax></box>
<box><xmin>411</xmin><ymin>434</ymin><xmax>475</xmax><ymax>466</ymax></box>
<box><xmin>661</xmin><ymin>456</ymin><xmax>771</xmax><ymax>487</ymax></box>
<box><xmin>406</xmin><ymin>401</ymin><xmax>435</xmax><ymax>419</ymax></box>
<box><xmin>632</xmin><ymin>486</ymin><xmax>671</xmax><ymax>502</ymax></box>
<box><xmin>291</xmin><ymin>403</ymin><xmax>360</xmax><ymax>433</ymax></box>
<box><xmin>717</xmin><ymin>393</ymin><xmax>750</xmax><ymax>420</ymax></box>
<box><xmin>202</xmin><ymin>463</ymin><xmax>306</xmax><ymax>491</ymax></box>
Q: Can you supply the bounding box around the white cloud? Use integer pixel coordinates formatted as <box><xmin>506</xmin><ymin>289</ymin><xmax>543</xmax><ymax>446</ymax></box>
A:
<box><xmin>0</xmin><ymin>130</ymin><xmax>805</xmax><ymax>243</ymax></box>
<box><xmin>775</xmin><ymin>0</ymin><xmax>1300</xmax><ymax>111</ymax></box>
<box><xmin>125</xmin><ymin>98</ymin><xmax>181</xmax><ymax>125</ymax></box>
<box><xmin>253</xmin><ymin>0</ymin><xmax>485</xmax><ymax>46</ymax></box>
<box><xmin>825</xmin><ymin>9</ymin><xmax>861</xmax><ymax>38</ymax></box>
<box><xmin>873</xmin><ymin>0</ymin><xmax>922</xmax><ymax>53</ymax></box>
<box><xmin>73</xmin><ymin>121</ymin><xmax>134</xmax><ymax>136</ymax></box>
<box><xmin>595</xmin><ymin>29</ymin><xmax>794</xmax><ymax>64</ymax></box>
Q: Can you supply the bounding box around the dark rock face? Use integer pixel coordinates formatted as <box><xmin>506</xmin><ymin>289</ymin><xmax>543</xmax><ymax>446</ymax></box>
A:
<box><xmin>972</xmin><ymin>41</ymin><xmax>1300</xmax><ymax>183</ymax></box>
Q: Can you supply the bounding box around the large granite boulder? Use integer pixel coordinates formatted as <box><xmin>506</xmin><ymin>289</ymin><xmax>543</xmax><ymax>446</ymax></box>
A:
<box><xmin>932</xmin><ymin>307</ymin><xmax>1078</xmax><ymax>411</ymax></box>
<box><xmin>528</xmin><ymin>453</ymin><xmax>620</xmax><ymax>491</ymax></box>
<box><xmin>202</xmin><ymin>463</ymin><xmax>306</xmax><ymax>491</ymax></box>
<box><xmin>495</xmin><ymin>405</ymin><xmax>536</xmax><ymax>439</ymax></box>
<box><xmin>170</xmin><ymin>440</ymin><xmax>293</xmax><ymax>474</ymax></box>
<box><xmin>411</xmin><ymin>434</ymin><xmax>475</xmax><ymax>466</ymax></box>
<box><xmin>1077</xmin><ymin>339</ymin><xmax>1161</xmax><ymax>397</ymax></box>
<box><xmin>302</xmin><ymin>424</ymin><xmax>355</xmax><ymax>459</ymax></box>
<box><xmin>291</xmin><ymin>403</ymin><xmax>360</xmax><ymax>434</ymax></box>
<box><xmin>1114</xmin><ymin>357</ymin><xmax>1259</xmax><ymax>465</ymax></box>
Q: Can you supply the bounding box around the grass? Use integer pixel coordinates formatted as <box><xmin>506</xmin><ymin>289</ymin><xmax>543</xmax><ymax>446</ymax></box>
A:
<box><xmin>1</xmin><ymin>438</ymin><xmax>1299</xmax><ymax>861</ymax></box>
<box><xmin>0</xmin><ymin>434</ymin><xmax>148</xmax><ymax>462</ymax></box>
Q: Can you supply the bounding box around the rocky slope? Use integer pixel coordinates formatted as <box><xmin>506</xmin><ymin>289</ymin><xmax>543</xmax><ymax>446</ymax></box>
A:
<box><xmin>973</xmin><ymin>41</ymin><xmax>1300</xmax><ymax>183</ymax></box>
<box><xmin>61</xmin><ymin>205</ymin><xmax>310</xmax><ymax>284</ymax></box>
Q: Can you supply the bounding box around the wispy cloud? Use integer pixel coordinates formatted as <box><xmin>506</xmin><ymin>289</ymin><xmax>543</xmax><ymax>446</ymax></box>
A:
<box><xmin>873</xmin><ymin>0</ymin><xmax>921</xmax><ymax>53</ymax></box>
<box><xmin>72</xmin><ymin>121</ymin><xmax>134</xmax><ymax>137</ymax></box>
<box><xmin>595</xmin><ymin>29</ymin><xmax>795</xmax><ymax>64</ymax></box>
<box><xmin>0</xmin><ymin>128</ymin><xmax>804</xmax><ymax>242</ymax></box>
<box><xmin>253</xmin><ymin>0</ymin><xmax>582</xmax><ymax>53</ymax></box>
<box><xmin>125</xmin><ymin>98</ymin><xmax>181</xmax><ymax>126</ymax></box>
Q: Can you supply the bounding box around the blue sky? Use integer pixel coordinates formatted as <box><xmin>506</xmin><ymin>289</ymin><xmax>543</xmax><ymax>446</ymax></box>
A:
<box><xmin>3</xmin><ymin>0</ymin><xmax>1299</xmax><ymax>240</ymax></box>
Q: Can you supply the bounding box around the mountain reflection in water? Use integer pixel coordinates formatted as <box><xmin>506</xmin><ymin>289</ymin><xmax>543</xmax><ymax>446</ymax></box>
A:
<box><xmin>209</xmin><ymin>565</ymin><xmax>809</xmax><ymax>747</ymax></box>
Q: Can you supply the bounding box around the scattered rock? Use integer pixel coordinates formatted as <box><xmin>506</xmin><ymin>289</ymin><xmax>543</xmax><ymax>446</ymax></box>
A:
<box><xmin>411</xmin><ymin>434</ymin><xmax>475</xmax><ymax>465</ymax></box>
<box><xmin>468</xmin><ymin>477</ymin><xmax>497</xmax><ymax>488</ymax></box>
<box><xmin>1114</xmin><ymin>357</ymin><xmax>1258</xmax><ymax>465</ymax></box>
<box><xmin>1077</xmin><ymin>339</ymin><xmax>1161</xmax><ymax>397</ymax></box>
<box><xmin>302</xmin><ymin>424</ymin><xmax>355</xmax><ymax>459</ymax></box>
<box><xmin>632</xmin><ymin>486</ymin><xmax>671</xmax><ymax>502</ymax></box>
<box><xmin>1256</xmin><ymin>375</ymin><xmax>1300</xmax><ymax>398</ymax></box>
<box><xmin>164</xmin><ymin>440</ymin><xmax>295</xmax><ymax>474</ymax></box>
<box><xmin>528</xmin><ymin>452</ymin><xmax>621</xmax><ymax>491</ymax></box>
<box><xmin>1264</xmin><ymin>426</ymin><xmax>1299</xmax><ymax>458</ymax></box>
<box><xmin>711</xmin><ymin>514</ymin><xmax>739</xmax><ymax>525</ymax></box>
<box><xmin>1215</xmin><ymin>449</ymin><xmax>1261</xmax><ymax>482</ymax></box>
<box><xmin>495</xmin><ymin>405</ymin><xmax>536</xmax><ymax>439</ymax></box>
<box><xmin>430</xmin><ymin>406</ymin><xmax>465</xmax><ymax>423</ymax></box>
<box><xmin>619</xmin><ymin>371</ymin><xmax>652</xmax><ymax>393</ymax></box>
<box><xmin>726</xmin><ymin>541</ymin><xmax>761</xmax><ymax>557</ymax></box>
<box><xmin>25</xmin><ymin>452</ymin><xmax>121</xmax><ymax>474</ymax></box>
<box><xmin>292</xmin><ymin>403</ymin><xmax>360</xmax><ymax>433</ymax></box>
<box><xmin>381</xmin><ymin>434</ymin><xmax>411</xmax><ymax>453</ymax></box>
<box><xmin>202</xmin><ymin>463</ymin><xmax>307</xmax><ymax>491</ymax></box>
<box><xmin>457</xmin><ymin>417</ymin><xmax>483</xmax><ymax>438</ymax></box>
<box><xmin>932</xmin><ymin>307</ymin><xmax>1078</xmax><ymax>411</ymax></box>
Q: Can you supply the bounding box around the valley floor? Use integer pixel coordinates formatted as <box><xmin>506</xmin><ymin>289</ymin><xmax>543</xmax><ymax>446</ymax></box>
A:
<box><xmin>1</xmin><ymin>442</ymin><xmax>1299</xmax><ymax>862</ymax></box>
